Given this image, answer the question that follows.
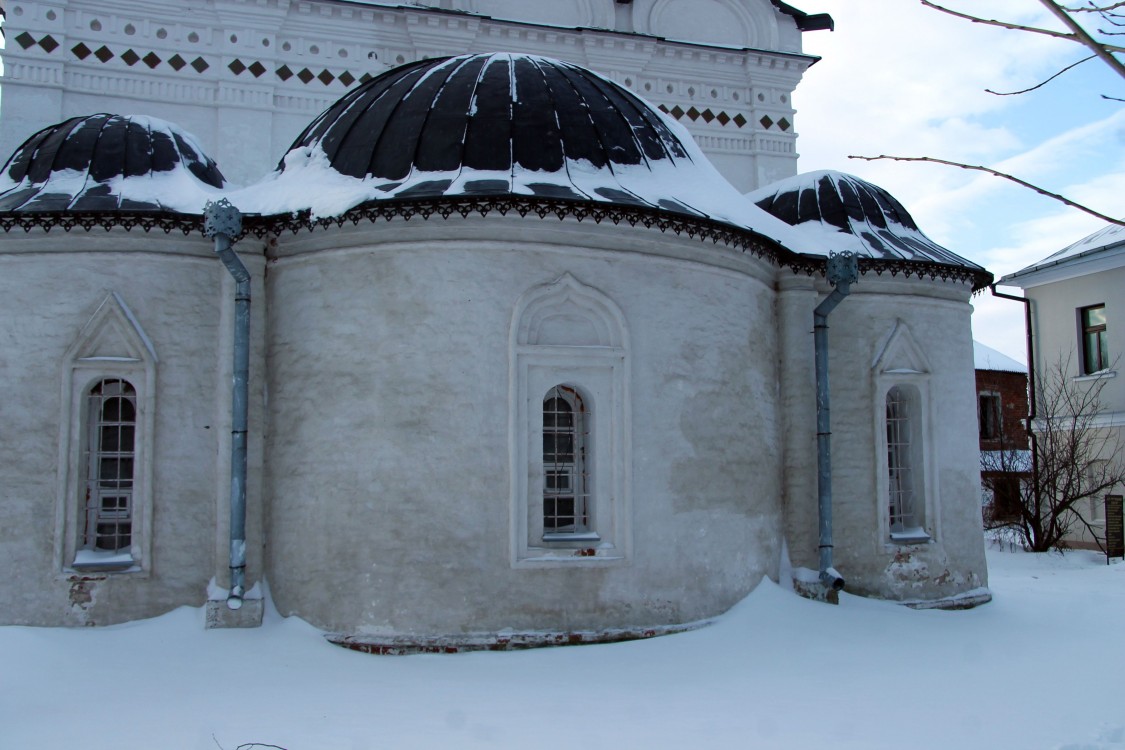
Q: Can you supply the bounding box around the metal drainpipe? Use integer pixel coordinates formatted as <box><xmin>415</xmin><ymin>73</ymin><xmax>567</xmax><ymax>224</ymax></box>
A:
<box><xmin>988</xmin><ymin>285</ymin><xmax>1040</xmax><ymax>519</ymax></box>
<box><xmin>204</xmin><ymin>199</ymin><xmax>249</xmax><ymax>610</ymax></box>
<box><xmin>814</xmin><ymin>252</ymin><xmax>858</xmax><ymax>592</ymax></box>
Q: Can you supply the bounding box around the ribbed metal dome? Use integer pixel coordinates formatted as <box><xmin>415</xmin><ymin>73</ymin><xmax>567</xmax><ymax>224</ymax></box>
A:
<box><xmin>282</xmin><ymin>53</ymin><xmax>694</xmax><ymax>200</ymax></box>
<box><xmin>0</xmin><ymin>114</ymin><xmax>226</xmax><ymax>212</ymax></box>
<box><xmin>750</xmin><ymin>170</ymin><xmax>983</xmax><ymax>268</ymax></box>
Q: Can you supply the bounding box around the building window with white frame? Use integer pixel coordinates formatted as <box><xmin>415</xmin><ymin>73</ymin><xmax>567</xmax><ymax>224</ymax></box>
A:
<box><xmin>886</xmin><ymin>384</ymin><xmax>927</xmax><ymax>540</ymax></box>
<box><xmin>81</xmin><ymin>378</ymin><xmax>137</xmax><ymax>560</ymax></box>
<box><xmin>542</xmin><ymin>385</ymin><xmax>591</xmax><ymax>538</ymax></box>
<box><xmin>1080</xmin><ymin>304</ymin><xmax>1108</xmax><ymax>375</ymax></box>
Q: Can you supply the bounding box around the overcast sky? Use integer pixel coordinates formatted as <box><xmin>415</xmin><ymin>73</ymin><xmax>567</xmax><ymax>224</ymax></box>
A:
<box><xmin>794</xmin><ymin>0</ymin><xmax>1124</xmax><ymax>363</ymax></box>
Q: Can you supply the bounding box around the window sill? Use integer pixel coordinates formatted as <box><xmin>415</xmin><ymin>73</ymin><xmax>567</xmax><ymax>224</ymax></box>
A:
<box><xmin>71</xmin><ymin>549</ymin><xmax>137</xmax><ymax>573</ymax></box>
<box><xmin>1075</xmin><ymin>370</ymin><xmax>1116</xmax><ymax>382</ymax></box>
<box><xmin>542</xmin><ymin>531</ymin><xmax>601</xmax><ymax>543</ymax></box>
<box><xmin>889</xmin><ymin>529</ymin><xmax>932</xmax><ymax>545</ymax></box>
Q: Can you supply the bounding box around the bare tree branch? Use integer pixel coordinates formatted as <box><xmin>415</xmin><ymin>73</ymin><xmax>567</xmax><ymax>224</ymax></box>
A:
<box><xmin>1062</xmin><ymin>1</ymin><xmax>1125</xmax><ymax>12</ymax></box>
<box><xmin>847</xmin><ymin>155</ymin><xmax>1125</xmax><ymax>227</ymax></box>
<box><xmin>987</xmin><ymin>54</ymin><xmax>1096</xmax><ymax>94</ymax></box>
<box><xmin>920</xmin><ymin>0</ymin><xmax>1125</xmax><ymax>54</ymax></box>
<box><xmin>1038</xmin><ymin>0</ymin><xmax>1125</xmax><ymax>79</ymax></box>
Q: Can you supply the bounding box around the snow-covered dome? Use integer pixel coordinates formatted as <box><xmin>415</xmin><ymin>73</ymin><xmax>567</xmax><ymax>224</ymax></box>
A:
<box><xmin>748</xmin><ymin>170</ymin><xmax>985</xmax><ymax>271</ymax></box>
<box><xmin>0</xmin><ymin>114</ymin><xmax>226</xmax><ymax>213</ymax></box>
<box><xmin>244</xmin><ymin>52</ymin><xmax>805</xmax><ymax>251</ymax></box>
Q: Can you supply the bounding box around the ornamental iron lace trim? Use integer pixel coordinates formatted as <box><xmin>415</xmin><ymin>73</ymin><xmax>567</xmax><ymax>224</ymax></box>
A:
<box><xmin>0</xmin><ymin>197</ymin><xmax>994</xmax><ymax>290</ymax></box>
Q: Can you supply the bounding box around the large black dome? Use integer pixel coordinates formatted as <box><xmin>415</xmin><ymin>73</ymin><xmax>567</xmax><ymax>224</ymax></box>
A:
<box><xmin>0</xmin><ymin>114</ymin><xmax>225</xmax><ymax>212</ymax></box>
<box><xmin>282</xmin><ymin>53</ymin><xmax>694</xmax><ymax>196</ymax></box>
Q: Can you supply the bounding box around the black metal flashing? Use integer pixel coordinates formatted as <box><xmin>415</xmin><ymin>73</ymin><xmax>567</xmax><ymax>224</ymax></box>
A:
<box><xmin>0</xmin><ymin>114</ymin><xmax>225</xmax><ymax>213</ymax></box>
<box><xmin>770</xmin><ymin>0</ymin><xmax>834</xmax><ymax>32</ymax></box>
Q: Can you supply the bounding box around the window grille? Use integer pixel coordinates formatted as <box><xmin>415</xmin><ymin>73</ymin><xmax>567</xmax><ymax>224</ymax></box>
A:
<box><xmin>83</xmin><ymin>379</ymin><xmax>136</xmax><ymax>552</ymax></box>
<box><xmin>886</xmin><ymin>385</ymin><xmax>916</xmax><ymax>533</ymax></box>
<box><xmin>543</xmin><ymin>385</ymin><xmax>589</xmax><ymax>535</ymax></box>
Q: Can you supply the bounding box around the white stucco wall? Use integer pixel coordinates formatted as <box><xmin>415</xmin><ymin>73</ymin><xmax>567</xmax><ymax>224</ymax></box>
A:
<box><xmin>0</xmin><ymin>229</ymin><xmax>268</xmax><ymax>626</ymax></box>
<box><xmin>261</xmin><ymin>215</ymin><xmax>785</xmax><ymax>634</ymax></box>
<box><xmin>783</xmin><ymin>278</ymin><xmax>985</xmax><ymax>602</ymax></box>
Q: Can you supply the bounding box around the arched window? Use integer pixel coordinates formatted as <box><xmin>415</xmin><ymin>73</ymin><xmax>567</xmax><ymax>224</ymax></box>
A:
<box><xmin>83</xmin><ymin>379</ymin><xmax>137</xmax><ymax>553</ymax></box>
<box><xmin>543</xmin><ymin>386</ymin><xmax>589</xmax><ymax>536</ymax></box>
<box><xmin>886</xmin><ymin>385</ymin><xmax>922</xmax><ymax>535</ymax></box>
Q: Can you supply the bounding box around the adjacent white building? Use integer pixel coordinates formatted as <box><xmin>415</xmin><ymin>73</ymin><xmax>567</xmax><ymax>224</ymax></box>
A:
<box><xmin>0</xmin><ymin>1</ymin><xmax>993</xmax><ymax>642</ymax></box>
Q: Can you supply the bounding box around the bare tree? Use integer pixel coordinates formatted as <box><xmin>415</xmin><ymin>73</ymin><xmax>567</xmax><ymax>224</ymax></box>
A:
<box><xmin>852</xmin><ymin>0</ymin><xmax>1125</xmax><ymax>227</ymax></box>
<box><xmin>990</xmin><ymin>357</ymin><xmax>1125</xmax><ymax>551</ymax></box>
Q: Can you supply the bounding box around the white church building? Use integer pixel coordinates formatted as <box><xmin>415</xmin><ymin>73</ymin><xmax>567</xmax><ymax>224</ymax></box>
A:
<box><xmin>0</xmin><ymin>0</ymin><xmax>993</xmax><ymax>643</ymax></box>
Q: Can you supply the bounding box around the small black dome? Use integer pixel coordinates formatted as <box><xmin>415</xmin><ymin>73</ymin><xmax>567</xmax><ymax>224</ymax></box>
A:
<box><xmin>750</xmin><ymin>170</ymin><xmax>983</xmax><ymax>269</ymax></box>
<box><xmin>0</xmin><ymin>114</ymin><xmax>226</xmax><ymax>212</ymax></box>
<box><xmin>282</xmin><ymin>53</ymin><xmax>693</xmax><ymax>199</ymax></box>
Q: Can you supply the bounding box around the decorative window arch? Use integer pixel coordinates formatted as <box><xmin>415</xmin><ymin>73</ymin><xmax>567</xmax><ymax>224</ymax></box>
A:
<box><xmin>872</xmin><ymin>321</ymin><xmax>935</xmax><ymax>545</ymax></box>
<box><xmin>58</xmin><ymin>293</ymin><xmax>157</xmax><ymax>573</ymax></box>
<box><xmin>510</xmin><ymin>274</ymin><xmax>631</xmax><ymax>566</ymax></box>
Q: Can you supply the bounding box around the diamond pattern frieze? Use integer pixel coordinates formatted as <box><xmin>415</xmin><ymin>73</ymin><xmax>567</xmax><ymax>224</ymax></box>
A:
<box><xmin>248</xmin><ymin>61</ymin><xmax>267</xmax><ymax>78</ymax></box>
<box><xmin>732</xmin><ymin>114</ymin><xmax>748</xmax><ymax>128</ymax></box>
<box><xmin>297</xmin><ymin>68</ymin><xmax>315</xmax><ymax>84</ymax></box>
<box><xmin>168</xmin><ymin>54</ymin><xmax>187</xmax><ymax>71</ymax></box>
<box><xmin>14</xmin><ymin>32</ymin><xmax>36</xmax><ymax>50</ymax></box>
<box><xmin>777</xmin><ymin>117</ymin><xmax>791</xmax><ymax>132</ymax></box>
<box><xmin>759</xmin><ymin>115</ymin><xmax>773</xmax><ymax>129</ymax></box>
<box><xmin>121</xmin><ymin>49</ymin><xmax>141</xmax><ymax>67</ymax></box>
<box><xmin>143</xmin><ymin>52</ymin><xmax>161</xmax><ymax>69</ymax></box>
<box><xmin>191</xmin><ymin>56</ymin><xmax>209</xmax><ymax>73</ymax></box>
<box><xmin>229</xmin><ymin>59</ymin><xmax>247</xmax><ymax>75</ymax></box>
<box><xmin>39</xmin><ymin>35</ymin><xmax>60</xmax><ymax>53</ymax></box>
<box><xmin>317</xmin><ymin>69</ymin><xmax>335</xmax><ymax>86</ymax></box>
<box><xmin>72</xmin><ymin>43</ymin><xmax>92</xmax><ymax>60</ymax></box>
<box><xmin>277</xmin><ymin>65</ymin><xmax>294</xmax><ymax>81</ymax></box>
<box><xmin>339</xmin><ymin>71</ymin><xmax>356</xmax><ymax>87</ymax></box>
<box><xmin>94</xmin><ymin>45</ymin><xmax>115</xmax><ymax>63</ymax></box>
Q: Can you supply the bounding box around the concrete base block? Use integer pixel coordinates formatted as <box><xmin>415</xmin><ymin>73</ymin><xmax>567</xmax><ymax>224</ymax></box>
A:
<box><xmin>792</xmin><ymin>579</ymin><xmax>840</xmax><ymax>605</ymax></box>
<box><xmin>205</xmin><ymin>598</ymin><xmax>264</xmax><ymax>629</ymax></box>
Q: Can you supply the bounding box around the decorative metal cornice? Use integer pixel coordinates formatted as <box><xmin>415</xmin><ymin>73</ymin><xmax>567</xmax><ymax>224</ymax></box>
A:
<box><xmin>0</xmin><ymin>196</ymin><xmax>993</xmax><ymax>290</ymax></box>
<box><xmin>0</xmin><ymin>211</ymin><xmax>200</xmax><ymax>235</ymax></box>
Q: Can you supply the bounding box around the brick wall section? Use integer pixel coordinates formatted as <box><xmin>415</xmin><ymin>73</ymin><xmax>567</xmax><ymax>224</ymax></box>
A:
<box><xmin>975</xmin><ymin>369</ymin><xmax>1030</xmax><ymax>451</ymax></box>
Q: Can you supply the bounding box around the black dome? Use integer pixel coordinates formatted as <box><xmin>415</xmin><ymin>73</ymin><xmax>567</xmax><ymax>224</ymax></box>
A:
<box><xmin>282</xmin><ymin>53</ymin><xmax>694</xmax><ymax>200</ymax></box>
<box><xmin>750</xmin><ymin>170</ymin><xmax>984</xmax><ymax>269</ymax></box>
<box><xmin>0</xmin><ymin>114</ymin><xmax>226</xmax><ymax>212</ymax></box>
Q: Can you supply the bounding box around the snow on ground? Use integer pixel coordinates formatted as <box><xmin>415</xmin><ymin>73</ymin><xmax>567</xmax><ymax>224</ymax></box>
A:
<box><xmin>3</xmin><ymin>544</ymin><xmax>1123</xmax><ymax>750</ymax></box>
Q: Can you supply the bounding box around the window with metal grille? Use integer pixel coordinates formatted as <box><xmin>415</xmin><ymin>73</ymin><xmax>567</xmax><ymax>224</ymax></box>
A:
<box><xmin>83</xmin><ymin>379</ymin><xmax>136</xmax><ymax>553</ymax></box>
<box><xmin>543</xmin><ymin>385</ymin><xmax>589</xmax><ymax>537</ymax></box>
<box><xmin>886</xmin><ymin>385</ymin><xmax>918</xmax><ymax>534</ymax></box>
<box><xmin>1080</xmin><ymin>304</ymin><xmax>1108</xmax><ymax>375</ymax></box>
<box><xmin>978</xmin><ymin>391</ymin><xmax>1001</xmax><ymax>441</ymax></box>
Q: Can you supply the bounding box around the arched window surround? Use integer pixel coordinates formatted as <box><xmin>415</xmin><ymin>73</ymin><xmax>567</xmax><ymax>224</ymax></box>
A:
<box><xmin>872</xmin><ymin>321</ymin><xmax>937</xmax><ymax>546</ymax></box>
<box><xmin>57</xmin><ymin>293</ymin><xmax>157</xmax><ymax>574</ymax></box>
<box><xmin>510</xmin><ymin>274</ymin><xmax>631</xmax><ymax>567</ymax></box>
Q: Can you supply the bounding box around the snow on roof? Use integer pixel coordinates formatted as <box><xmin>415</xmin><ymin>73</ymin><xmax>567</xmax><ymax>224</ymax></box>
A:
<box><xmin>0</xmin><ymin>114</ymin><xmax>227</xmax><ymax>213</ymax></box>
<box><xmin>1001</xmin><ymin>222</ymin><xmax>1125</xmax><ymax>283</ymax></box>
<box><xmin>746</xmin><ymin>170</ymin><xmax>986</xmax><ymax>271</ymax></box>
<box><xmin>974</xmin><ymin>340</ymin><xmax>1027</xmax><ymax>373</ymax></box>
<box><xmin>226</xmin><ymin>52</ymin><xmax>816</xmax><ymax>254</ymax></box>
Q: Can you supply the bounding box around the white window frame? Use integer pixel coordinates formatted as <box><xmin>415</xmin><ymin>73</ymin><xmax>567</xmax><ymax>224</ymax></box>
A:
<box><xmin>57</xmin><ymin>294</ymin><xmax>157</xmax><ymax>574</ymax></box>
<box><xmin>872</xmin><ymin>321</ymin><xmax>937</xmax><ymax>547</ymax></box>
<box><xmin>510</xmin><ymin>274</ymin><xmax>631</xmax><ymax>567</ymax></box>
